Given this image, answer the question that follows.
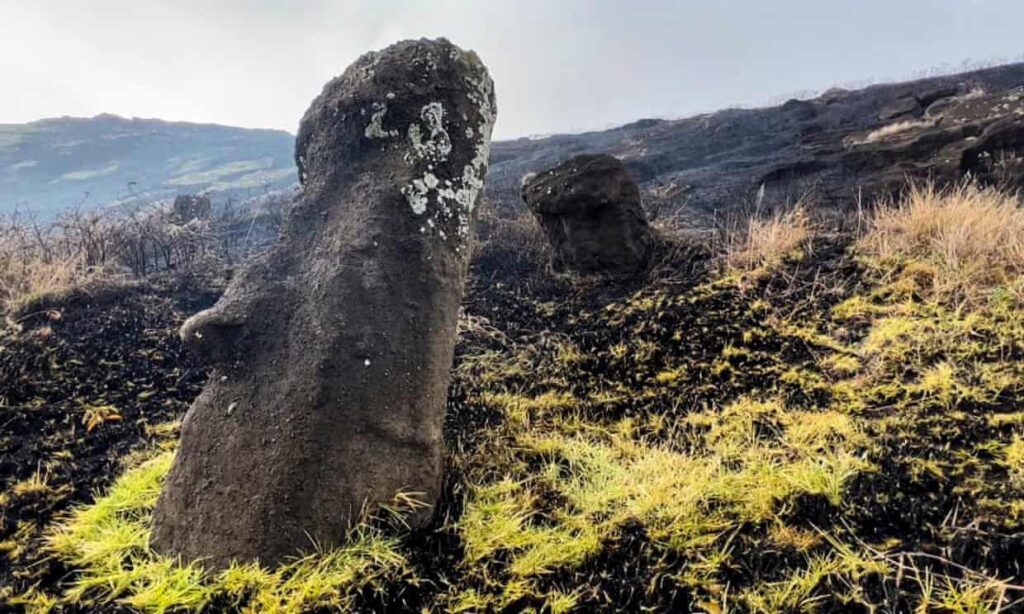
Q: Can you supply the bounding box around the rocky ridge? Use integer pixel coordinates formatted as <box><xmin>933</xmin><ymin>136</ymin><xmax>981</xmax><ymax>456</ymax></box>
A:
<box><xmin>487</xmin><ymin>62</ymin><xmax>1024</xmax><ymax>224</ymax></box>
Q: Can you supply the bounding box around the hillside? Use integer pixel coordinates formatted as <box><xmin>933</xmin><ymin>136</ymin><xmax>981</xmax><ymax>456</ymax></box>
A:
<box><xmin>488</xmin><ymin>62</ymin><xmax>1024</xmax><ymax>224</ymax></box>
<box><xmin>0</xmin><ymin>115</ymin><xmax>296</xmax><ymax>217</ymax></box>
<box><xmin>5</xmin><ymin>63</ymin><xmax>1024</xmax><ymax>224</ymax></box>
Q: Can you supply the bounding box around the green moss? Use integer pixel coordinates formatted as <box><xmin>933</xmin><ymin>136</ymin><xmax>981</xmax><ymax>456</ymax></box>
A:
<box><xmin>654</xmin><ymin>365</ymin><xmax>687</xmax><ymax>385</ymax></box>
<box><xmin>780</xmin><ymin>367</ymin><xmax>829</xmax><ymax>395</ymax></box>
<box><xmin>740</xmin><ymin>545</ymin><xmax>886</xmax><ymax>612</ymax></box>
<box><xmin>456</xmin><ymin>393</ymin><xmax>869</xmax><ymax>606</ymax></box>
<box><xmin>479</xmin><ymin>390</ymin><xmax>578</xmax><ymax>427</ymax></box>
<box><xmin>1003</xmin><ymin>436</ymin><xmax>1024</xmax><ymax>486</ymax></box>
<box><xmin>821</xmin><ymin>354</ymin><xmax>861</xmax><ymax>377</ymax></box>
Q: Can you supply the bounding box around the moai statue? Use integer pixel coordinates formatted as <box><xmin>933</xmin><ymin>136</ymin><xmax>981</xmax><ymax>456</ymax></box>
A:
<box><xmin>151</xmin><ymin>38</ymin><xmax>496</xmax><ymax>570</ymax></box>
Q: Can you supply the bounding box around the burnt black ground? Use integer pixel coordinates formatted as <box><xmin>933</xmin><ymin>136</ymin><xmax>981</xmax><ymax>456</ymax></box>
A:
<box><xmin>2</xmin><ymin>234</ymin><xmax>1023</xmax><ymax>612</ymax></box>
<box><xmin>0</xmin><ymin>278</ymin><xmax>217</xmax><ymax>600</ymax></box>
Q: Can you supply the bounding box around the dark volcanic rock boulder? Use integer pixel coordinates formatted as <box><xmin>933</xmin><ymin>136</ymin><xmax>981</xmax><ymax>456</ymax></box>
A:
<box><xmin>521</xmin><ymin>154</ymin><xmax>655</xmax><ymax>274</ymax></box>
<box><xmin>151</xmin><ymin>38</ymin><xmax>496</xmax><ymax>570</ymax></box>
<box><xmin>171</xmin><ymin>194</ymin><xmax>212</xmax><ymax>221</ymax></box>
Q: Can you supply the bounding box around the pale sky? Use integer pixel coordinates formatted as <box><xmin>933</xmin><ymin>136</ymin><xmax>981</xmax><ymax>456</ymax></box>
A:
<box><xmin>2</xmin><ymin>0</ymin><xmax>1023</xmax><ymax>139</ymax></box>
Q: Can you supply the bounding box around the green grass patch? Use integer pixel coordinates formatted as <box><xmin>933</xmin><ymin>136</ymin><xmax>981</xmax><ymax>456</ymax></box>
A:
<box><xmin>42</xmin><ymin>452</ymin><xmax>409</xmax><ymax>614</ymax></box>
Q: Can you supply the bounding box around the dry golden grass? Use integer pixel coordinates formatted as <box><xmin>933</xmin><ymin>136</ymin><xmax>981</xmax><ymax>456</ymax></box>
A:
<box><xmin>857</xmin><ymin>183</ymin><xmax>1024</xmax><ymax>305</ymax></box>
<box><xmin>0</xmin><ymin>216</ymin><xmax>116</xmax><ymax>313</ymax></box>
<box><xmin>725</xmin><ymin>206</ymin><xmax>811</xmax><ymax>277</ymax></box>
<box><xmin>0</xmin><ymin>248</ymin><xmax>88</xmax><ymax>312</ymax></box>
<box><xmin>854</xmin><ymin>118</ymin><xmax>936</xmax><ymax>145</ymax></box>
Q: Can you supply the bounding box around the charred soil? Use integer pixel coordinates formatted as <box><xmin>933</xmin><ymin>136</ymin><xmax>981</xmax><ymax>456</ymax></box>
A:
<box><xmin>2</xmin><ymin>211</ymin><xmax>1023</xmax><ymax>612</ymax></box>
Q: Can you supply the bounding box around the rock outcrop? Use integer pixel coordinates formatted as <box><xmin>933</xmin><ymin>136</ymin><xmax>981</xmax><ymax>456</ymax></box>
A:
<box><xmin>521</xmin><ymin>154</ymin><xmax>654</xmax><ymax>274</ymax></box>
<box><xmin>150</xmin><ymin>38</ymin><xmax>496</xmax><ymax>570</ymax></box>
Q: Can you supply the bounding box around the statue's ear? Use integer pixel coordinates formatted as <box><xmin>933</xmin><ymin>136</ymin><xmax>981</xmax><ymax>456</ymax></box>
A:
<box><xmin>180</xmin><ymin>299</ymin><xmax>248</xmax><ymax>365</ymax></box>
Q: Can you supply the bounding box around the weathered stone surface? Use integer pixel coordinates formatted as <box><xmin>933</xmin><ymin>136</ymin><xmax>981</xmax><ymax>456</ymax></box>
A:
<box><xmin>150</xmin><ymin>38</ymin><xmax>496</xmax><ymax>570</ymax></box>
<box><xmin>960</xmin><ymin>117</ymin><xmax>1024</xmax><ymax>187</ymax></box>
<box><xmin>521</xmin><ymin>154</ymin><xmax>654</xmax><ymax>274</ymax></box>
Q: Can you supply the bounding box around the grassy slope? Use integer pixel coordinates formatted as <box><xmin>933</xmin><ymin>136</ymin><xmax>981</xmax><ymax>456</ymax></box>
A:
<box><xmin>2</xmin><ymin>186</ymin><xmax>1024</xmax><ymax>612</ymax></box>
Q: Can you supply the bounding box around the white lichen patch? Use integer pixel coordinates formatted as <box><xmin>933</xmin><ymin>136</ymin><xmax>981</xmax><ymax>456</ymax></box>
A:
<box><xmin>407</xmin><ymin>102</ymin><xmax>452</xmax><ymax>163</ymax></box>
<box><xmin>403</xmin><ymin>176</ymin><xmax>431</xmax><ymax>215</ymax></box>
<box><xmin>451</xmin><ymin>68</ymin><xmax>496</xmax><ymax>236</ymax></box>
<box><xmin>365</xmin><ymin>101</ymin><xmax>399</xmax><ymax>139</ymax></box>
<box><xmin>398</xmin><ymin>58</ymin><xmax>496</xmax><ymax>251</ymax></box>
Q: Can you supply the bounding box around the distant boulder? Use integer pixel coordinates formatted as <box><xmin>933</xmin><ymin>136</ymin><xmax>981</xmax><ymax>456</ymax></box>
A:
<box><xmin>878</xmin><ymin>96</ymin><xmax>922</xmax><ymax>121</ymax></box>
<box><xmin>171</xmin><ymin>194</ymin><xmax>211</xmax><ymax>222</ymax></box>
<box><xmin>781</xmin><ymin>98</ymin><xmax>818</xmax><ymax>121</ymax></box>
<box><xmin>878</xmin><ymin>86</ymin><xmax>961</xmax><ymax>121</ymax></box>
<box><xmin>521</xmin><ymin>154</ymin><xmax>655</xmax><ymax>274</ymax></box>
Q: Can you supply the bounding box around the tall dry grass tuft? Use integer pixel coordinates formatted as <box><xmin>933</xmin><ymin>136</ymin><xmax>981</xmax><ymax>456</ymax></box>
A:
<box><xmin>0</xmin><ymin>219</ymin><xmax>95</xmax><ymax>312</ymax></box>
<box><xmin>853</xmin><ymin>118</ymin><xmax>936</xmax><ymax>145</ymax></box>
<box><xmin>0</xmin><ymin>251</ymin><xmax>88</xmax><ymax>310</ymax></box>
<box><xmin>857</xmin><ymin>183</ymin><xmax>1024</xmax><ymax>305</ymax></box>
<box><xmin>725</xmin><ymin>206</ymin><xmax>811</xmax><ymax>278</ymax></box>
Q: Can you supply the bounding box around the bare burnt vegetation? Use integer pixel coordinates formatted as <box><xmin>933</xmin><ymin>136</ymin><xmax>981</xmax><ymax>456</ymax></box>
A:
<box><xmin>0</xmin><ymin>192</ymin><xmax>288</xmax><ymax>314</ymax></box>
